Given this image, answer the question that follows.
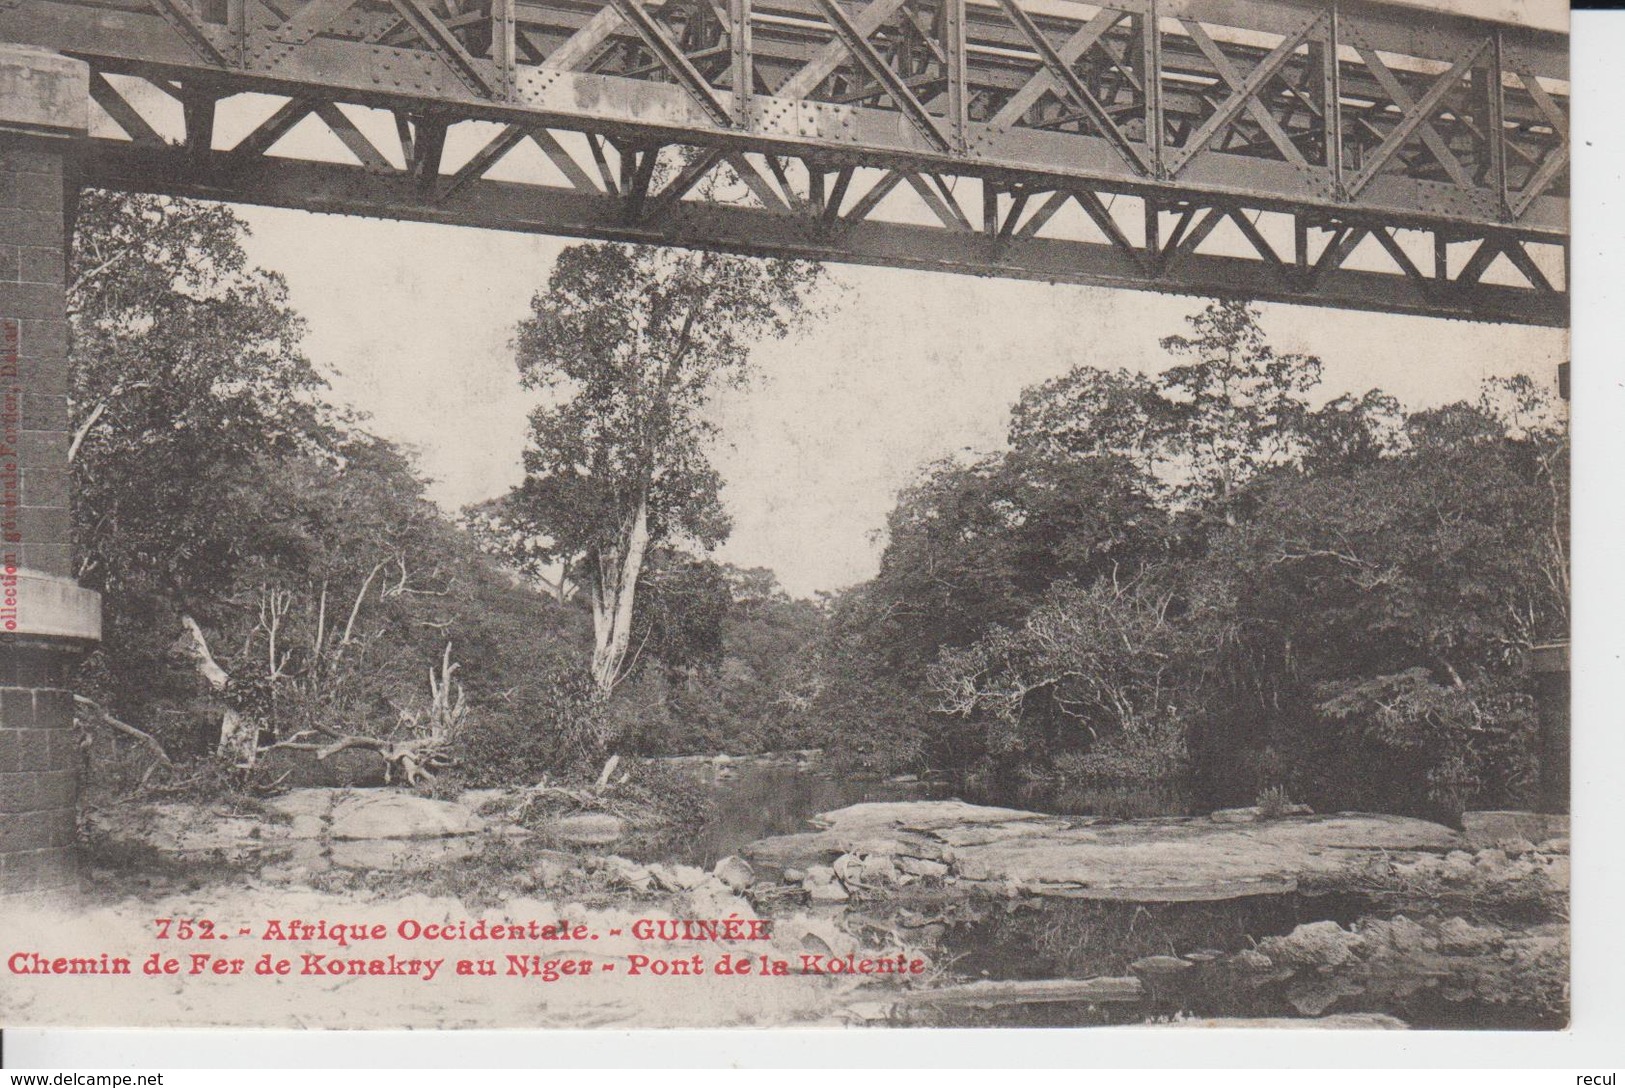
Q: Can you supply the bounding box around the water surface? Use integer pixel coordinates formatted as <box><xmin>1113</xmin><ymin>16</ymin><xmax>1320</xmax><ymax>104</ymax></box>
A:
<box><xmin>655</xmin><ymin>756</ymin><xmax>1189</xmax><ymax>867</ymax></box>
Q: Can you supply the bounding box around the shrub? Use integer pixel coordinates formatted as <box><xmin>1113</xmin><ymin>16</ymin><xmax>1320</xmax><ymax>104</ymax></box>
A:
<box><xmin>1255</xmin><ymin>784</ymin><xmax>1293</xmax><ymax>819</ymax></box>
<box><xmin>1314</xmin><ymin>669</ymin><xmax>1540</xmax><ymax>821</ymax></box>
<box><xmin>611</xmin><ymin>758</ymin><xmax>714</xmax><ymax>830</ymax></box>
<box><xmin>1053</xmin><ymin>708</ymin><xmax>1190</xmax><ymax>787</ymax></box>
<box><xmin>453</xmin><ymin>666</ymin><xmax>608</xmax><ymax>786</ymax></box>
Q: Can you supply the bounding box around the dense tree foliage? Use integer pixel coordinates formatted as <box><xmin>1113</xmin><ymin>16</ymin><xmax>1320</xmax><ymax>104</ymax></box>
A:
<box><xmin>480</xmin><ymin>245</ymin><xmax>824</xmax><ymax>691</ymax></box>
<box><xmin>67</xmin><ymin>198</ymin><xmax>1563</xmax><ymax>826</ymax></box>
<box><xmin>70</xmin><ymin>201</ymin><xmax>830</xmax><ymax>794</ymax></box>
<box><xmin>614</xmin><ymin>563</ymin><xmax>826</xmax><ymax>756</ymax></box>
<box><xmin>69</xmin><ymin>193</ymin><xmax>600</xmax><ymax>789</ymax></box>
<box><xmin>1186</xmin><ymin>383</ymin><xmax>1567</xmax><ymax>815</ymax></box>
<box><xmin>817</xmin><ymin>300</ymin><xmax>1567</xmax><ymax>821</ymax></box>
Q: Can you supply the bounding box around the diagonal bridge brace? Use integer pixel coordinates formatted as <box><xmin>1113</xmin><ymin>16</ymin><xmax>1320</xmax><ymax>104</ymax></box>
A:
<box><xmin>988</xmin><ymin>6</ymin><xmax>1126</xmax><ymax>129</ymax></box>
<box><xmin>1348</xmin><ymin>37</ymin><xmax>1490</xmax><ymax>197</ymax></box>
<box><xmin>994</xmin><ymin>0</ymin><xmax>1150</xmax><ymax>176</ymax></box>
<box><xmin>1181</xmin><ymin>17</ymin><xmax>1307</xmax><ymax>168</ymax></box>
<box><xmin>386</xmin><ymin>0</ymin><xmax>501</xmax><ymax>97</ymax></box>
<box><xmin>146</xmin><ymin>0</ymin><xmax>231</xmax><ymax>66</ymax></box>
<box><xmin>810</xmin><ymin>0</ymin><xmax>951</xmax><ymax>153</ymax></box>
<box><xmin>1167</xmin><ymin>9</ymin><xmax>1325</xmax><ymax>177</ymax></box>
<box><xmin>1352</xmin><ymin>41</ymin><xmax>1473</xmax><ymax>189</ymax></box>
<box><xmin>606</xmin><ymin>0</ymin><xmax>734</xmax><ymax>126</ymax></box>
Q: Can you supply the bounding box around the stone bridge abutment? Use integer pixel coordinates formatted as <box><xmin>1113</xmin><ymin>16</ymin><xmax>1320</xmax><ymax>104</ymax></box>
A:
<box><xmin>0</xmin><ymin>44</ymin><xmax>101</xmax><ymax>899</ymax></box>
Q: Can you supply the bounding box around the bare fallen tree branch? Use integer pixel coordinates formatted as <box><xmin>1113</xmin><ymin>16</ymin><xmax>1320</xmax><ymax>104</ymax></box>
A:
<box><xmin>74</xmin><ymin>694</ymin><xmax>173</xmax><ymax>768</ymax></box>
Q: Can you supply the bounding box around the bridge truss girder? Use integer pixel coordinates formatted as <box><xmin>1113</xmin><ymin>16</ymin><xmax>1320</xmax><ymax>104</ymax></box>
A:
<box><xmin>1</xmin><ymin>0</ymin><xmax>1570</xmax><ymax>325</ymax></box>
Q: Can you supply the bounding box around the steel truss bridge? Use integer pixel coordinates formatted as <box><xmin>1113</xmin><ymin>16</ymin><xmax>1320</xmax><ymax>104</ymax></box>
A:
<box><xmin>1</xmin><ymin>0</ymin><xmax>1568</xmax><ymax>324</ymax></box>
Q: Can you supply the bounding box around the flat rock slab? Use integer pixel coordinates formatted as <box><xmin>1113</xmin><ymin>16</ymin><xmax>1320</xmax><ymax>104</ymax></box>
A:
<box><xmin>810</xmin><ymin>800</ymin><xmax>1060</xmax><ymax>834</ymax></box>
<box><xmin>83</xmin><ymin>804</ymin><xmax>291</xmax><ymax>855</ymax></box>
<box><xmin>262</xmin><ymin>789</ymin><xmax>339</xmax><ymax>825</ymax></box>
<box><xmin>330</xmin><ymin>836</ymin><xmax>482</xmax><ymax>870</ymax></box>
<box><xmin>91</xmin><ymin>789</ymin><xmax>509</xmax><ymax>881</ymax></box>
<box><xmin>250</xmin><ymin>746</ymin><xmax>388</xmax><ymax>788</ymax></box>
<box><xmin>745</xmin><ymin>801</ymin><xmax>1462</xmax><ymax>903</ymax></box>
<box><xmin>328</xmin><ymin>791</ymin><xmax>487</xmax><ymax>840</ymax></box>
<box><xmin>259</xmin><ymin>788</ymin><xmax>490</xmax><ymax>840</ymax></box>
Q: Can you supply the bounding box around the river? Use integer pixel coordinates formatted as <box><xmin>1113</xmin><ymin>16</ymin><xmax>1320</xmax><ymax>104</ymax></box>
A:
<box><xmin>637</xmin><ymin>755</ymin><xmax>1564</xmax><ymax>1030</ymax></box>
<box><xmin>652</xmin><ymin>754</ymin><xmax>1189</xmax><ymax>868</ymax></box>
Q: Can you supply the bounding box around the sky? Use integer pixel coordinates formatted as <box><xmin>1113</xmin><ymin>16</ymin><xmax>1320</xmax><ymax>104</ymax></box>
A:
<box><xmin>82</xmin><ymin>80</ymin><xmax>1568</xmax><ymax>598</ymax></box>
<box><xmin>234</xmin><ymin>207</ymin><xmax>1568</xmax><ymax>598</ymax></box>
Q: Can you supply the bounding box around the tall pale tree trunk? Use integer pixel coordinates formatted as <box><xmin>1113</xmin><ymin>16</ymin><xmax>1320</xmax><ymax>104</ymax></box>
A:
<box><xmin>588</xmin><ymin>495</ymin><xmax>652</xmax><ymax>691</ymax></box>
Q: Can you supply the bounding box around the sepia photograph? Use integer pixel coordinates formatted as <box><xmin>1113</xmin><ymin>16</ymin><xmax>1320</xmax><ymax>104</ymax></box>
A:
<box><xmin>0</xmin><ymin>0</ymin><xmax>1572</xmax><ymax>1037</ymax></box>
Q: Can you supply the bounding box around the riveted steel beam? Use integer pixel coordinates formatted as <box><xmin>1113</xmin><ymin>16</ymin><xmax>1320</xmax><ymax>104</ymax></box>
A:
<box><xmin>75</xmin><ymin>134</ymin><xmax>1566</xmax><ymax>326</ymax></box>
<box><xmin>2</xmin><ymin>0</ymin><xmax>1568</xmax><ymax>324</ymax></box>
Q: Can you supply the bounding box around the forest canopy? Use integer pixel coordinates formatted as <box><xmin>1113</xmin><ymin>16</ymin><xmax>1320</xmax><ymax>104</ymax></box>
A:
<box><xmin>808</xmin><ymin>301</ymin><xmax>1567</xmax><ymax>821</ymax></box>
<box><xmin>69</xmin><ymin>193</ymin><xmax>1565</xmax><ymax>825</ymax></box>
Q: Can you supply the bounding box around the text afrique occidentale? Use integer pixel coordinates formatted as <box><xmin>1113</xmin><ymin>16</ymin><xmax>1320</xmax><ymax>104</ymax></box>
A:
<box><xmin>252</xmin><ymin>915</ymin><xmax>774</xmax><ymax>948</ymax></box>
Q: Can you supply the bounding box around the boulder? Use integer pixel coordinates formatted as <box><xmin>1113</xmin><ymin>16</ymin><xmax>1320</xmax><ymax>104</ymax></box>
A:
<box><xmin>859</xmin><ymin>855</ymin><xmax>900</xmax><ymax>885</ymax></box>
<box><xmin>650</xmin><ymin>863</ymin><xmax>709</xmax><ymax>892</ymax></box>
<box><xmin>806</xmin><ymin>879</ymin><xmax>850</xmax><ymax>902</ymax></box>
<box><xmin>713</xmin><ymin>855</ymin><xmax>755</xmax><ymax>891</ymax></box>
<box><xmin>328</xmin><ymin>791</ymin><xmax>486</xmax><ymax>840</ymax></box>
<box><xmin>1209</xmin><ymin>807</ymin><xmax>1260</xmax><ymax>824</ymax></box>
<box><xmin>529</xmin><ymin>856</ymin><xmax>578</xmax><ymax>890</ymax></box>
<box><xmin>787</xmin><ymin>919</ymin><xmax>857</xmax><ymax>960</ymax></box>
<box><xmin>803</xmin><ymin>864</ymin><xmax>849</xmax><ymax>901</ymax></box>
<box><xmin>741</xmin><ymin>832</ymin><xmax>844</xmax><ymax>875</ymax></box>
<box><xmin>683</xmin><ymin>884</ymin><xmax>757</xmax><ymax>922</ymax></box>
<box><xmin>1434</xmin><ymin>917</ymin><xmax>1500</xmax><ymax>954</ymax></box>
<box><xmin>1286</xmin><ymin>975</ymin><xmax>1368</xmax><ymax>1017</ymax></box>
<box><xmin>605</xmin><ymin>856</ymin><xmax>653</xmax><ymax>892</ymax></box>
<box><xmin>1261</xmin><ymin>920</ymin><xmax>1365</xmax><ymax>969</ymax></box>
<box><xmin>459</xmin><ymin>788</ymin><xmax>513</xmax><ymax>814</ymax></box>
<box><xmin>1439</xmin><ymin>850</ymin><xmax>1476</xmax><ymax>881</ymax></box>
<box><xmin>1229</xmin><ymin>949</ymin><xmax>1275</xmax><ymax>973</ymax></box>
<box><xmin>1210</xmin><ymin>804</ymin><xmax>1313</xmax><ymax>823</ymax></box>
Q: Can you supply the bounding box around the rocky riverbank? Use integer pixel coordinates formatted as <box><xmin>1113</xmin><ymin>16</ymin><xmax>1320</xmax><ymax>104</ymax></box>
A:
<box><xmin>734</xmin><ymin>800</ymin><xmax>1569</xmax><ymax>1028</ymax></box>
<box><xmin>71</xmin><ymin>790</ymin><xmax>1568</xmax><ymax>1029</ymax></box>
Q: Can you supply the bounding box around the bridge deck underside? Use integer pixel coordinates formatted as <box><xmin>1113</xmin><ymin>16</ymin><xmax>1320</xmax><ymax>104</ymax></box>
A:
<box><xmin>2</xmin><ymin>0</ymin><xmax>1569</xmax><ymax>324</ymax></box>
